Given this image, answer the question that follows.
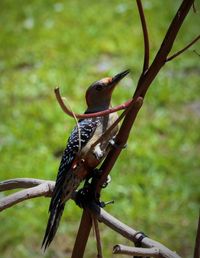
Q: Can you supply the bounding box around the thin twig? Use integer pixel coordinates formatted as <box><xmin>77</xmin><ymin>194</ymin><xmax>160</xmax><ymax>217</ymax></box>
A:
<box><xmin>55</xmin><ymin>87</ymin><xmax>132</xmax><ymax>119</ymax></box>
<box><xmin>166</xmin><ymin>35</ymin><xmax>200</xmax><ymax>62</ymax></box>
<box><xmin>193</xmin><ymin>50</ymin><xmax>200</xmax><ymax>57</ymax></box>
<box><xmin>92</xmin><ymin>215</ymin><xmax>103</xmax><ymax>258</ymax></box>
<box><xmin>113</xmin><ymin>245</ymin><xmax>160</xmax><ymax>257</ymax></box>
<box><xmin>134</xmin><ymin>0</ymin><xmax>195</xmax><ymax>99</ymax></box>
<box><xmin>192</xmin><ymin>3</ymin><xmax>197</xmax><ymax>13</ymax></box>
<box><xmin>136</xmin><ymin>0</ymin><xmax>150</xmax><ymax>72</ymax></box>
<box><xmin>64</xmin><ymin>97</ymin><xmax>82</xmax><ymax>153</ymax></box>
<box><xmin>193</xmin><ymin>214</ymin><xmax>200</xmax><ymax>258</ymax></box>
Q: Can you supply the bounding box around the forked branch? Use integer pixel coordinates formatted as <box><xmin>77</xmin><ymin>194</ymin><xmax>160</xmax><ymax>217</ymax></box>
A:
<box><xmin>1</xmin><ymin>1</ymin><xmax>199</xmax><ymax>258</ymax></box>
<box><xmin>0</xmin><ymin>178</ymin><xmax>181</xmax><ymax>258</ymax></box>
<box><xmin>72</xmin><ymin>1</ymin><xmax>198</xmax><ymax>257</ymax></box>
<box><xmin>134</xmin><ymin>0</ymin><xmax>198</xmax><ymax>99</ymax></box>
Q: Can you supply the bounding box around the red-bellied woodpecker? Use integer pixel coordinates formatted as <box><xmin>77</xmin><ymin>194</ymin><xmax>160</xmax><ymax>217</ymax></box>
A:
<box><xmin>42</xmin><ymin>70</ymin><xmax>129</xmax><ymax>250</ymax></box>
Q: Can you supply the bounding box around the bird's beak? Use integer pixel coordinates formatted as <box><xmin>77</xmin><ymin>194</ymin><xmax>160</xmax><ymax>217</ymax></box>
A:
<box><xmin>111</xmin><ymin>69</ymin><xmax>130</xmax><ymax>86</ymax></box>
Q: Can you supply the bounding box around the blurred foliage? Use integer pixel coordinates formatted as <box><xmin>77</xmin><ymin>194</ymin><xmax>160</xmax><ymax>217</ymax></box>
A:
<box><xmin>0</xmin><ymin>0</ymin><xmax>199</xmax><ymax>257</ymax></box>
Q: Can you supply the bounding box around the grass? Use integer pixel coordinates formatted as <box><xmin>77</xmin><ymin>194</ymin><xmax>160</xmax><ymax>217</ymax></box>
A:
<box><xmin>0</xmin><ymin>0</ymin><xmax>199</xmax><ymax>257</ymax></box>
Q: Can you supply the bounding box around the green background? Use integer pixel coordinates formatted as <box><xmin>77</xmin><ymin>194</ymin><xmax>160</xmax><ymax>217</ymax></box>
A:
<box><xmin>0</xmin><ymin>1</ymin><xmax>199</xmax><ymax>257</ymax></box>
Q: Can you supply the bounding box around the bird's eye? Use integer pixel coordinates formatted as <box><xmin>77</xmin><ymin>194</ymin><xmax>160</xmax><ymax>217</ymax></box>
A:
<box><xmin>95</xmin><ymin>84</ymin><xmax>103</xmax><ymax>91</ymax></box>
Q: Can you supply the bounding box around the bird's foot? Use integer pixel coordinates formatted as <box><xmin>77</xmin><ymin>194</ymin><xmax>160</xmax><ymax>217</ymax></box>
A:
<box><xmin>75</xmin><ymin>170</ymin><xmax>101</xmax><ymax>208</ymax></box>
<box><xmin>75</xmin><ymin>186</ymin><xmax>96</xmax><ymax>208</ymax></box>
<box><xmin>75</xmin><ymin>169</ymin><xmax>113</xmax><ymax>208</ymax></box>
<box><xmin>75</xmin><ymin>187</ymin><xmax>114</xmax><ymax>208</ymax></box>
<box><xmin>75</xmin><ymin>185</ymin><xmax>103</xmax><ymax>208</ymax></box>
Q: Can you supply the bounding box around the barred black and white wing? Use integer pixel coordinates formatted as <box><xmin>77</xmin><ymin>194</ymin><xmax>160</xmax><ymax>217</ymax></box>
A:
<box><xmin>42</xmin><ymin>118</ymin><xmax>100</xmax><ymax>250</ymax></box>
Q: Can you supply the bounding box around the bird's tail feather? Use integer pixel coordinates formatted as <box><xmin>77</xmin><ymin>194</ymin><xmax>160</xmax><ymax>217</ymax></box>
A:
<box><xmin>42</xmin><ymin>199</ymin><xmax>65</xmax><ymax>251</ymax></box>
<box><xmin>42</xmin><ymin>171</ymin><xmax>81</xmax><ymax>251</ymax></box>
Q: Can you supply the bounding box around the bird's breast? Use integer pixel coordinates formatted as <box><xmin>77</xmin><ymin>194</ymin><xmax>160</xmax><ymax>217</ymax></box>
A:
<box><xmin>80</xmin><ymin>113</ymin><xmax>119</xmax><ymax>168</ymax></box>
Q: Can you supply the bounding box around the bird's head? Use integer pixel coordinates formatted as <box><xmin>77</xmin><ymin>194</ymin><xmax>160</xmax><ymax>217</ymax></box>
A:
<box><xmin>85</xmin><ymin>69</ymin><xmax>129</xmax><ymax>113</ymax></box>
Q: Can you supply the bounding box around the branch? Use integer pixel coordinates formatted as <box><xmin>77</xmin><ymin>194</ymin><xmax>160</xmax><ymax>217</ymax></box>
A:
<box><xmin>92</xmin><ymin>215</ymin><xmax>103</xmax><ymax>258</ymax></box>
<box><xmin>134</xmin><ymin>0</ymin><xmax>195</xmax><ymax>99</ymax></box>
<box><xmin>113</xmin><ymin>245</ymin><xmax>160</xmax><ymax>257</ymax></box>
<box><xmin>89</xmin><ymin>203</ymin><xmax>181</xmax><ymax>258</ymax></box>
<box><xmin>55</xmin><ymin>87</ymin><xmax>133</xmax><ymax>119</ymax></box>
<box><xmin>95</xmin><ymin>96</ymin><xmax>143</xmax><ymax>193</ymax></box>
<box><xmin>70</xmin><ymin>97</ymin><xmax>143</xmax><ymax>258</ymax></box>
<box><xmin>71</xmin><ymin>209</ymin><xmax>92</xmax><ymax>258</ymax></box>
<box><xmin>136</xmin><ymin>0</ymin><xmax>150</xmax><ymax>72</ymax></box>
<box><xmin>166</xmin><ymin>35</ymin><xmax>200</xmax><ymax>62</ymax></box>
<box><xmin>1</xmin><ymin>1</ymin><xmax>196</xmax><ymax>257</ymax></box>
<box><xmin>0</xmin><ymin>178</ymin><xmax>181</xmax><ymax>258</ymax></box>
<box><xmin>0</xmin><ymin>181</ymin><xmax>54</xmax><ymax>211</ymax></box>
<box><xmin>74</xmin><ymin>2</ymin><xmax>197</xmax><ymax>255</ymax></box>
<box><xmin>0</xmin><ymin>178</ymin><xmax>51</xmax><ymax>191</ymax></box>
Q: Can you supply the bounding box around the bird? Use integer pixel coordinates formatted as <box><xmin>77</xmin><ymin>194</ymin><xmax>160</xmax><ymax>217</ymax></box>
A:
<box><xmin>42</xmin><ymin>69</ymin><xmax>130</xmax><ymax>250</ymax></box>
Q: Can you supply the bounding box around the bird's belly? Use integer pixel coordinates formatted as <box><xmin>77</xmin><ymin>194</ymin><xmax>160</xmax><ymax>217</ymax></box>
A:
<box><xmin>81</xmin><ymin>114</ymin><xmax>118</xmax><ymax>167</ymax></box>
<box><xmin>73</xmin><ymin>113</ymin><xmax>118</xmax><ymax>180</ymax></box>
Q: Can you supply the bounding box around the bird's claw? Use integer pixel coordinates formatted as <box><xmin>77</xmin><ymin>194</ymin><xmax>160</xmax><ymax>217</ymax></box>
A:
<box><xmin>75</xmin><ymin>185</ymin><xmax>101</xmax><ymax>208</ymax></box>
<box><xmin>75</xmin><ymin>169</ymin><xmax>113</xmax><ymax>208</ymax></box>
<box><xmin>75</xmin><ymin>187</ymin><xmax>92</xmax><ymax>208</ymax></box>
